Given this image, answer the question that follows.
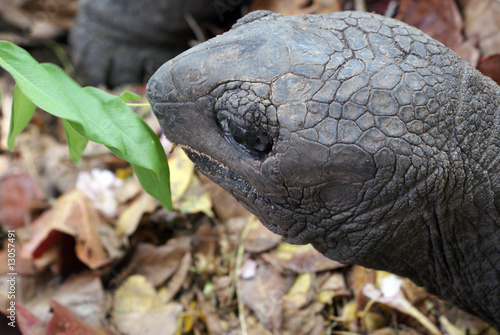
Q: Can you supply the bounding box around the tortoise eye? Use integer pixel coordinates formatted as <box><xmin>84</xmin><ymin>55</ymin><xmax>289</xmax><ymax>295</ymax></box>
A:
<box><xmin>221</xmin><ymin>118</ymin><xmax>273</xmax><ymax>158</ymax></box>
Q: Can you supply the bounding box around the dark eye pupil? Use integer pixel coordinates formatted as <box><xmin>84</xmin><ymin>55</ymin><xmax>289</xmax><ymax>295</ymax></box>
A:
<box><xmin>226</xmin><ymin>119</ymin><xmax>272</xmax><ymax>158</ymax></box>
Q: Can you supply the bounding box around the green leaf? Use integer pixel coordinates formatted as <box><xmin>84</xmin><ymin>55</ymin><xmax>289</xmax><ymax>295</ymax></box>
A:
<box><xmin>82</xmin><ymin>86</ymin><xmax>172</xmax><ymax>209</ymax></box>
<box><xmin>62</xmin><ymin>119</ymin><xmax>88</xmax><ymax>166</ymax></box>
<box><xmin>119</xmin><ymin>91</ymin><xmax>142</xmax><ymax>103</ymax></box>
<box><xmin>40</xmin><ymin>63</ymin><xmax>171</xmax><ymax>209</ymax></box>
<box><xmin>0</xmin><ymin>41</ymin><xmax>83</xmax><ymax>125</ymax></box>
<box><xmin>0</xmin><ymin>40</ymin><xmax>172</xmax><ymax>209</ymax></box>
<box><xmin>41</xmin><ymin>64</ymin><xmax>127</xmax><ymax>156</ymax></box>
<box><xmin>8</xmin><ymin>84</ymin><xmax>36</xmax><ymax>150</ymax></box>
<box><xmin>133</xmin><ymin>160</ymin><xmax>171</xmax><ymax>210</ymax></box>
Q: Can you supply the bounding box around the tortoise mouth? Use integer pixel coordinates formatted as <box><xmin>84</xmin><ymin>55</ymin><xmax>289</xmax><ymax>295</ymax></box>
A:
<box><xmin>180</xmin><ymin>146</ymin><xmax>285</xmax><ymax>229</ymax></box>
<box><xmin>180</xmin><ymin>146</ymin><xmax>327</xmax><ymax>244</ymax></box>
<box><xmin>181</xmin><ymin>146</ymin><xmax>266</xmax><ymax>206</ymax></box>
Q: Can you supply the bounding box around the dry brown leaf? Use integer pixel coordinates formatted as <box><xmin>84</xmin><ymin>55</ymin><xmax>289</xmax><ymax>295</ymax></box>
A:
<box><xmin>46</xmin><ymin>300</ymin><xmax>111</xmax><ymax>335</ymax></box>
<box><xmin>40</xmin><ymin>143</ymin><xmax>80</xmax><ymax>195</ymax></box>
<box><xmin>243</xmin><ymin>216</ymin><xmax>282</xmax><ymax>253</ymax></box>
<box><xmin>477</xmin><ymin>54</ymin><xmax>500</xmax><ymax>86</ymax></box>
<box><xmin>0</xmin><ymin>155</ymin><xmax>9</xmax><ymax>177</ymax></box>
<box><xmin>245</xmin><ymin>315</ymin><xmax>275</xmax><ymax>335</ymax></box>
<box><xmin>48</xmin><ymin>273</ymin><xmax>109</xmax><ymax>327</ymax></box>
<box><xmin>282</xmin><ymin>301</ymin><xmax>325</xmax><ymax>335</ymax></box>
<box><xmin>114</xmin><ymin>177</ymin><xmax>142</xmax><ymax>203</ymax></box>
<box><xmin>212</xmin><ymin>275</ymin><xmax>233</xmax><ymax>305</ymax></box>
<box><xmin>273</xmin><ymin>243</ymin><xmax>345</xmax><ymax>273</ymax></box>
<box><xmin>128</xmin><ymin>237</ymin><xmax>191</xmax><ymax>287</ymax></box>
<box><xmin>114</xmin><ymin>310</ymin><xmax>182</xmax><ymax>335</ymax></box>
<box><xmin>20</xmin><ymin>190</ymin><xmax>112</xmax><ymax>270</ymax></box>
<box><xmin>115</xmin><ymin>191</ymin><xmax>157</xmax><ymax>237</ymax></box>
<box><xmin>321</xmin><ymin>272</ymin><xmax>346</xmax><ymax>291</ymax></box>
<box><xmin>193</xmin><ymin>219</ymin><xmax>219</xmax><ymax>274</ymax></box>
<box><xmin>0</xmin><ymin>292</ymin><xmax>45</xmax><ymax>334</ymax></box>
<box><xmin>195</xmin><ymin>289</ymin><xmax>225</xmax><ymax>335</ymax></box>
<box><xmin>16</xmin><ymin>302</ymin><xmax>46</xmax><ymax>335</ymax></box>
<box><xmin>112</xmin><ymin>275</ymin><xmax>182</xmax><ymax>335</ymax></box>
<box><xmin>18</xmin><ymin>272</ymin><xmax>109</xmax><ymax>328</ymax></box>
<box><xmin>0</xmin><ymin>0</ymin><xmax>32</xmax><ymax>30</ymax></box>
<box><xmin>348</xmin><ymin>265</ymin><xmax>375</xmax><ymax>310</ymax></box>
<box><xmin>98</xmin><ymin>223</ymin><xmax>125</xmax><ymax>262</ymax></box>
<box><xmin>370</xmin><ymin>328</ymin><xmax>422</xmax><ymax>335</ymax></box>
<box><xmin>194</xmin><ymin>219</ymin><xmax>218</xmax><ymax>256</ymax></box>
<box><xmin>366</xmin><ymin>0</ymin><xmax>397</xmax><ymax>14</ymax></box>
<box><xmin>363</xmin><ymin>274</ymin><xmax>440</xmax><ymax>335</ymax></box>
<box><xmin>318</xmin><ymin>272</ymin><xmax>350</xmax><ymax>303</ymax></box>
<box><xmin>251</xmin><ymin>0</ymin><xmax>343</xmax><ymax>15</ymax></box>
<box><xmin>240</xmin><ymin>263</ymin><xmax>284</xmax><ymax>331</ymax></box>
<box><xmin>396</xmin><ymin>0</ymin><xmax>480</xmax><ymax>65</ymax></box>
<box><xmin>0</xmin><ymin>173</ymin><xmax>44</xmax><ymax>228</ymax></box>
<box><xmin>460</xmin><ymin>0</ymin><xmax>500</xmax><ymax>56</ymax></box>
<box><xmin>163</xmin><ymin>251</ymin><xmax>192</xmax><ymax>302</ymax></box>
<box><xmin>199</xmin><ymin>173</ymin><xmax>250</xmax><ymax>222</ymax></box>
<box><xmin>7</xmin><ymin>125</ymin><xmax>61</xmax><ymax>184</ymax></box>
<box><xmin>0</xmin><ymin>0</ymin><xmax>78</xmax><ymax>42</ymax></box>
<box><xmin>401</xmin><ymin>278</ymin><xmax>431</xmax><ymax>305</ymax></box>
<box><xmin>444</xmin><ymin>308</ymin><xmax>494</xmax><ymax>334</ymax></box>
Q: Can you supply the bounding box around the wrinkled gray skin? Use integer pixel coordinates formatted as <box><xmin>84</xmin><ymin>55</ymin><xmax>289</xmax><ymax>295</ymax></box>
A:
<box><xmin>70</xmin><ymin>0</ymin><xmax>245</xmax><ymax>86</ymax></box>
<box><xmin>146</xmin><ymin>11</ymin><xmax>500</xmax><ymax>328</ymax></box>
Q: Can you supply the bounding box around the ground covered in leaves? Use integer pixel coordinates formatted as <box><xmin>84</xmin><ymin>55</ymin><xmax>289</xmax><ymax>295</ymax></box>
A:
<box><xmin>1</xmin><ymin>0</ymin><xmax>500</xmax><ymax>334</ymax></box>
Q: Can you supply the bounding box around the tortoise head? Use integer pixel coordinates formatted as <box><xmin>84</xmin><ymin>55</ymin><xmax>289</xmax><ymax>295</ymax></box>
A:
<box><xmin>146</xmin><ymin>10</ymin><xmax>458</xmax><ymax>262</ymax></box>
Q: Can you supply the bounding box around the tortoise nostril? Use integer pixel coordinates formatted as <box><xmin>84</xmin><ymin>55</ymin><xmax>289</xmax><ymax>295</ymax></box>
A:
<box><xmin>146</xmin><ymin>64</ymin><xmax>179</xmax><ymax>104</ymax></box>
<box><xmin>300</xmin><ymin>0</ymin><xmax>314</xmax><ymax>8</ymax></box>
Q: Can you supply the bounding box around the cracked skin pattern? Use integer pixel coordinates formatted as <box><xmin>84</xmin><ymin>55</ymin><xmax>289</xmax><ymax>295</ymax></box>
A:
<box><xmin>146</xmin><ymin>11</ymin><xmax>500</xmax><ymax>328</ymax></box>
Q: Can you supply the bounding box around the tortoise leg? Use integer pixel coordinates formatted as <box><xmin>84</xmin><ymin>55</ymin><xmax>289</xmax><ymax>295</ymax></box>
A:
<box><xmin>70</xmin><ymin>0</ymin><xmax>246</xmax><ymax>87</ymax></box>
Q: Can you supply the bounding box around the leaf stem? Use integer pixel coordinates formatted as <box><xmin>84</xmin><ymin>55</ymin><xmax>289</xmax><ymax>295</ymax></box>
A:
<box><xmin>126</xmin><ymin>103</ymin><xmax>151</xmax><ymax>107</ymax></box>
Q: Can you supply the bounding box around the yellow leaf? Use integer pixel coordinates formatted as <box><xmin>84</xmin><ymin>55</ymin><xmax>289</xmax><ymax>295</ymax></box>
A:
<box><xmin>275</xmin><ymin>243</ymin><xmax>303</xmax><ymax>261</ymax></box>
<box><xmin>287</xmin><ymin>273</ymin><xmax>312</xmax><ymax>296</ymax></box>
<box><xmin>361</xmin><ymin>311</ymin><xmax>388</xmax><ymax>332</ymax></box>
<box><xmin>183</xmin><ymin>301</ymin><xmax>198</xmax><ymax>333</ymax></box>
<box><xmin>113</xmin><ymin>275</ymin><xmax>157</xmax><ymax>314</ymax></box>
<box><xmin>341</xmin><ymin>300</ymin><xmax>358</xmax><ymax>325</ymax></box>
<box><xmin>115</xmin><ymin>191</ymin><xmax>157</xmax><ymax>236</ymax></box>
<box><xmin>112</xmin><ymin>275</ymin><xmax>183</xmax><ymax>335</ymax></box>
<box><xmin>169</xmin><ymin>149</ymin><xmax>213</xmax><ymax>216</ymax></box>
<box><xmin>168</xmin><ymin>149</ymin><xmax>195</xmax><ymax>202</ymax></box>
<box><xmin>177</xmin><ymin>175</ymin><xmax>214</xmax><ymax>217</ymax></box>
<box><xmin>318</xmin><ymin>290</ymin><xmax>335</xmax><ymax>304</ymax></box>
<box><xmin>284</xmin><ymin>273</ymin><xmax>312</xmax><ymax>311</ymax></box>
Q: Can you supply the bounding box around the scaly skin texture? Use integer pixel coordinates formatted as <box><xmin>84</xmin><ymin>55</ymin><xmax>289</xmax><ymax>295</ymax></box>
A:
<box><xmin>146</xmin><ymin>11</ymin><xmax>500</xmax><ymax>328</ymax></box>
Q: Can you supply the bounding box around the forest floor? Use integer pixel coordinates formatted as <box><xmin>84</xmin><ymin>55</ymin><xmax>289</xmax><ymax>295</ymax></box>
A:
<box><xmin>0</xmin><ymin>0</ymin><xmax>499</xmax><ymax>334</ymax></box>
